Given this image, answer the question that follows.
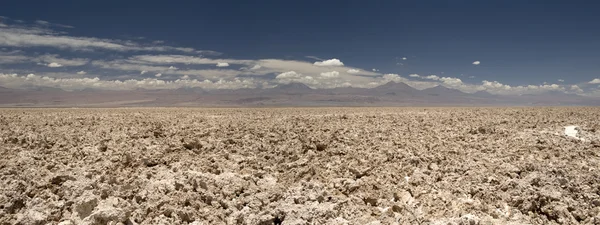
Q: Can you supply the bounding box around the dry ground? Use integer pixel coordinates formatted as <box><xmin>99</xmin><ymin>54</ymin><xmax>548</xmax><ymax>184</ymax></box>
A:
<box><xmin>1</xmin><ymin>107</ymin><xmax>600</xmax><ymax>225</ymax></box>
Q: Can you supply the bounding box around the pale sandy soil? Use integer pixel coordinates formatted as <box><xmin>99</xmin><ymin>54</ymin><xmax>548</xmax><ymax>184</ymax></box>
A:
<box><xmin>1</xmin><ymin>107</ymin><xmax>600</xmax><ymax>225</ymax></box>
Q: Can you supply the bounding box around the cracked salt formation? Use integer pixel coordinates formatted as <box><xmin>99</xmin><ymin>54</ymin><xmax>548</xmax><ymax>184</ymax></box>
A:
<box><xmin>564</xmin><ymin>125</ymin><xmax>580</xmax><ymax>139</ymax></box>
<box><xmin>1</xmin><ymin>107</ymin><xmax>600</xmax><ymax>224</ymax></box>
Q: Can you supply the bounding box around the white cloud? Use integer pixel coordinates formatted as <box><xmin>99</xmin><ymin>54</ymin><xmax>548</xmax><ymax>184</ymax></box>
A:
<box><xmin>0</xmin><ymin>53</ymin><xmax>88</xmax><ymax>66</ymax></box>
<box><xmin>570</xmin><ymin>85</ymin><xmax>583</xmax><ymax>93</ymax></box>
<box><xmin>314</xmin><ymin>58</ymin><xmax>344</xmax><ymax>66</ymax></box>
<box><xmin>181</xmin><ymin>75</ymin><xmax>189</xmax><ymax>79</ymax></box>
<box><xmin>47</xmin><ymin>62</ymin><xmax>63</xmax><ymax>67</ymax></box>
<box><xmin>424</xmin><ymin>75</ymin><xmax>440</xmax><ymax>80</ymax></box>
<box><xmin>347</xmin><ymin>69</ymin><xmax>360</xmax><ymax>74</ymax></box>
<box><xmin>439</xmin><ymin>77</ymin><xmax>463</xmax><ymax>86</ymax></box>
<box><xmin>320</xmin><ymin>71</ymin><xmax>339</xmax><ymax>78</ymax></box>
<box><xmin>140</xmin><ymin>70</ymin><xmax>148</xmax><ymax>75</ymax></box>
<box><xmin>250</xmin><ymin>65</ymin><xmax>261</xmax><ymax>70</ymax></box>
<box><xmin>402</xmin><ymin>57</ymin><xmax>407</xmax><ymax>60</ymax></box>
<box><xmin>108</xmin><ymin>55</ymin><xmax>381</xmax><ymax>86</ymax></box>
<box><xmin>589</xmin><ymin>78</ymin><xmax>600</xmax><ymax>84</ymax></box>
<box><xmin>372</xmin><ymin>68</ymin><xmax>379</xmax><ymax>72</ymax></box>
<box><xmin>35</xmin><ymin>20</ymin><xmax>74</xmax><ymax>29</ymax></box>
<box><xmin>468</xmin><ymin>76</ymin><xmax>475</xmax><ymax>78</ymax></box>
<box><xmin>0</xmin><ymin>54</ymin><xmax>29</xmax><ymax>64</ymax></box>
<box><xmin>276</xmin><ymin>71</ymin><xmax>302</xmax><ymax>79</ymax></box>
<box><xmin>76</xmin><ymin>71</ymin><xmax>86</xmax><ymax>75</ymax></box>
<box><xmin>0</xmin><ymin>73</ymin><xmax>258</xmax><ymax>91</ymax></box>
<box><xmin>35</xmin><ymin>54</ymin><xmax>88</xmax><ymax>66</ymax></box>
<box><xmin>409</xmin><ymin>74</ymin><xmax>420</xmax><ymax>78</ymax></box>
<box><xmin>479</xmin><ymin>80</ymin><xmax>566</xmax><ymax>95</ymax></box>
<box><xmin>0</xmin><ymin>26</ymin><xmax>201</xmax><ymax>52</ymax></box>
<box><xmin>380</xmin><ymin>74</ymin><xmax>438</xmax><ymax>90</ymax></box>
<box><xmin>92</xmin><ymin>60</ymin><xmax>245</xmax><ymax>80</ymax></box>
<box><xmin>129</xmin><ymin>55</ymin><xmax>252</xmax><ymax>65</ymax></box>
<box><xmin>558</xmin><ymin>79</ymin><xmax>564</xmax><ymax>82</ymax></box>
<box><xmin>216</xmin><ymin>62</ymin><xmax>229</xmax><ymax>67</ymax></box>
<box><xmin>472</xmin><ymin>61</ymin><xmax>481</xmax><ymax>65</ymax></box>
<box><xmin>168</xmin><ymin>66</ymin><xmax>178</xmax><ymax>70</ymax></box>
<box><xmin>35</xmin><ymin>20</ymin><xmax>50</xmax><ymax>26</ymax></box>
<box><xmin>155</xmin><ymin>73</ymin><xmax>162</xmax><ymax>77</ymax></box>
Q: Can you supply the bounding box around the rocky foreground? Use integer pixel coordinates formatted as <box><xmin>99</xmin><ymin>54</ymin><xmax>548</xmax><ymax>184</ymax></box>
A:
<box><xmin>1</xmin><ymin>107</ymin><xmax>600</xmax><ymax>225</ymax></box>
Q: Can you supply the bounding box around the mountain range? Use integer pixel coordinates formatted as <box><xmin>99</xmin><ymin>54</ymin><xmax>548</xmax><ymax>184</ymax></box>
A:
<box><xmin>1</xmin><ymin>81</ymin><xmax>598</xmax><ymax>107</ymax></box>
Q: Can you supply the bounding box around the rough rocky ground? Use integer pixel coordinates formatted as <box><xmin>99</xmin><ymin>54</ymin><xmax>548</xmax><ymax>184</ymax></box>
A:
<box><xmin>1</xmin><ymin>107</ymin><xmax>600</xmax><ymax>225</ymax></box>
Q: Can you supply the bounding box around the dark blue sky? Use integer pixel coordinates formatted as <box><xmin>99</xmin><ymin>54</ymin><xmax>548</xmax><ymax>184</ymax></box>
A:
<box><xmin>1</xmin><ymin>0</ymin><xmax>600</xmax><ymax>93</ymax></box>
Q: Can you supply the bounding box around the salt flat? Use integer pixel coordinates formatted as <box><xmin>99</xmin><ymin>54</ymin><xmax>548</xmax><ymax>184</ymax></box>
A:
<box><xmin>1</xmin><ymin>107</ymin><xmax>599</xmax><ymax>224</ymax></box>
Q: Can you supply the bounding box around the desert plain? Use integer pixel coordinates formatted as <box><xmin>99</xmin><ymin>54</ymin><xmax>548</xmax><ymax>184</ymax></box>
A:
<box><xmin>1</xmin><ymin>107</ymin><xmax>600</xmax><ymax>225</ymax></box>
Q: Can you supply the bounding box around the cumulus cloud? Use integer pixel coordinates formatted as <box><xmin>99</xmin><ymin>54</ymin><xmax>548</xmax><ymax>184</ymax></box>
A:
<box><xmin>168</xmin><ymin>66</ymin><xmax>178</xmax><ymax>70</ymax></box>
<box><xmin>558</xmin><ymin>79</ymin><xmax>564</xmax><ymax>82</ymax></box>
<box><xmin>347</xmin><ymin>69</ymin><xmax>360</xmax><ymax>74</ymax></box>
<box><xmin>439</xmin><ymin>77</ymin><xmax>463</xmax><ymax>86</ymax></box>
<box><xmin>589</xmin><ymin>78</ymin><xmax>600</xmax><ymax>84</ymax></box>
<box><xmin>140</xmin><ymin>70</ymin><xmax>148</xmax><ymax>75</ymax></box>
<box><xmin>77</xmin><ymin>71</ymin><xmax>86</xmax><ymax>75</ymax></box>
<box><xmin>155</xmin><ymin>73</ymin><xmax>162</xmax><ymax>77</ymax></box>
<box><xmin>0</xmin><ymin>73</ymin><xmax>258</xmax><ymax>91</ymax></box>
<box><xmin>47</xmin><ymin>62</ymin><xmax>63</xmax><ymax>67</ymax></box>
<box><xmin>314</xmin><ymin>58</ymin><xmax>344</xmax><ymax>66</ymax></box>
<box><xmin>181</xmin><ymin>75</ymin><xmax>189</xmax><ymax>79</ymax></box>
<box><xmin>380</xmin><ymin>74</ymin><xmax>438</xmax><ymax>90</ymax></box>
<box><xmin>472</xmin><ymin>61</ymin><xmax>481</xmax><ymax>65</ymax></box>
<box><xmin>276</xmin><ymin>71</ymin><xmax>302</xmax><ymax>79</ymax></box>
<box><xmin>479</xmin><ymin>80</ymin><xmax>566</xmax><ymax>95</ymax></box>
<box><xmin>372</xmin><ymin>68</ymin><xmax>379</xmax><ymax>72</ymax></box>
<box><xmin>320</xmin><ymin>71</ymin><xmax>339</xmax><ymax>78</ymax></box>
<box><xmin>570</xmin><ymin>85</ymin><xmax>583</xmax><ymax>93</ymax></box>
<box><xmin>409</xmin><ymin>74</ymin><xmax>420</xmax><ymax>78</ymax></box>
<box><xmin>216</xmin><ymin>62</ymin><xmax>229</xmax><ymax>67</ymax></box>
<box><xmin>250</xmin><ymin>65</ymin><xmax>261</xmax><ymax>70</ymax></box>
<box><xmin>424</xmin><ymin>75</ymin><xmax>440</xmax><ymax>80</ymax></box>
<box><xmin>402</xmin><ymin>57</ymin><xmax>407</xmax><ymax>60</ymax></box>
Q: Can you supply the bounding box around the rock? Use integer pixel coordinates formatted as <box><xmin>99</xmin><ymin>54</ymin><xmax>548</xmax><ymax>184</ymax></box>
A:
<box><xmin>315</xmin><ymin>143</ymin><xmax>327</xmax><ymax>151</ymax></box>
<box><xmin>363</xmin><ymin>197</ymin><xmax>378</xmax><ymax>206</ymax></box>
<box><xmin>50</xmin><ymin>175</ymin><xmax>76</xmax><ymax>185</ymax></box>
<box><xmin>81</xmin><ymin>206</ymin><xmax>128</xmax><ymax>225</ymax></box>
<box><xmin>58</xmin><ymin>220</ymin><xmax>75</xmax><ymax>225</ymax></box>
<box><xmin>428</xmin><ymin>163</ymin><xmax>439</xmax><ymax>171</ymax></box>
<box><xmin>16</xmin><ymin>208</ymin><xmax>48</xmax><ymax>225</ymax></box>
<box><xmin>394</xmin><ymin>190</ymin><xmax>413</xmax><ymax>205</ymax></box>
<box><xmin>74</xmin><ymin>192</ymin><xmax>99</xmax><ymax>219</ymax></box>
<box><xmin>189</xmin><ymin>221</ymin><xmax>206</xmax><ymax>225</ymax></box>
<box><xmin>142</xmin><ymin>158</ymin><xmax>161</xmax><ymax>167</ymax></box>
<box><xmin>183</xmin><ymin>141</ymin><xmax>202</xmax><ymax>150</ymax></box>
<box><xmin>391</xmin><ymin>204</ymin><xmax>403</xmax><ymax>213</ymax></box>
<box><xmin>97</xmin><ymin>145</ymin><xmax>108</xmax><ymax>152</ymax></box>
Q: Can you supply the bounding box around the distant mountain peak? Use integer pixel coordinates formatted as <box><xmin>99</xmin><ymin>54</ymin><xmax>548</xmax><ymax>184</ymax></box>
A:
<box><xmin>377</xmin><ymin>81</ymin><xmax>413</xmax><ymax>89</ymax></box>
<box><xmin>422</xmin><ymin>85</ymin><xmax>466</xmax><ymax>96</ymax></box>
<box><xmin>274</xmin><ymin>82</ymin><xmax>312</xmax><ymax>90</ymax></box>
<box><xmin>473</xmin><ymin>90</ymin><xmax>496</xmax><ymax>97</ymax></box>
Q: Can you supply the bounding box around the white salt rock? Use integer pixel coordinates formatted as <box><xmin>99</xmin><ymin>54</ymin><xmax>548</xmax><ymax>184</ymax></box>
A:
<box><xmin>564</xmin><ymin>126</ymin><xmax>582</xmax><ymax>140</ymax></box>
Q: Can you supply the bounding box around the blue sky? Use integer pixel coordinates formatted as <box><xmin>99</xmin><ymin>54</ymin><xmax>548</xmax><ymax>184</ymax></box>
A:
<box><xmin>1</xmin><ymin>0</ymin><xmax>600</xmax><ymax>95</ymax></box>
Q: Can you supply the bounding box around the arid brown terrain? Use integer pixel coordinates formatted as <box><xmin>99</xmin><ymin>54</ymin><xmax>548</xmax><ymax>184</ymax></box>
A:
<box><xmin>1</xmin><ymin>108</ymin><xmax>600</xmax><ymax>225</ymax></box>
